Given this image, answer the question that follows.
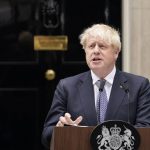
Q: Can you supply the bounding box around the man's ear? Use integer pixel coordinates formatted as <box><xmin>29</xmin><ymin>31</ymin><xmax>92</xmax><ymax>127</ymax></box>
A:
<box><xmin>114</xmin><ymin>49</ymin><xmax>120</xmax><ymax>59</ymax></box>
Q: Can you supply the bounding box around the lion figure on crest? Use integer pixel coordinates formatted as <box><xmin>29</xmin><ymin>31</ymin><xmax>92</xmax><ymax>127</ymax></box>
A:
<box><xmin>97</xmin><ymin>126</ymin><xmax>111</xmax><ymax>150</ymax></box>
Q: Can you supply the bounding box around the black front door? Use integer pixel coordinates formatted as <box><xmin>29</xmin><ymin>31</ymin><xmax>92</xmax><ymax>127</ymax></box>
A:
<box><xmin>0</xmin><ymin>0</ymin><xmax>121</xmax><ymax>150</ymax></box>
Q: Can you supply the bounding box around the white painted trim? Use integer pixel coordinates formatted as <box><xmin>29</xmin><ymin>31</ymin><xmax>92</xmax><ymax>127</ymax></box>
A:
<box><xmin>122</xmin><ymin>0</ymin><xmax>131</xmax><ymax>72</ymax></box>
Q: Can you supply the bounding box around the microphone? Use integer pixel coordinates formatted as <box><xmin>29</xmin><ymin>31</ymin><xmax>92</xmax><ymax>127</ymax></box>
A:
<box><xmin>99</xmin><ymin>80</ymin><xmax>106</xmax><ymax>91</ymax></box>
<box><xmin>120</xmin><ymin>82</ymin><xmax>129</xmax><ymax>93</ymax></box>
<box><xmin>120</xmin><ymin>82</ymin><xmax>130</xmax><ymax>124</ymax></box>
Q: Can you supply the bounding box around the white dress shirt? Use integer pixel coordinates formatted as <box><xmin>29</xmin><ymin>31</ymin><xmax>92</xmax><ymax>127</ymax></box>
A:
<box><xmin>91</xmin><ymin>66</ymin><xmax>116</xmax><ymax>108</ymax></box>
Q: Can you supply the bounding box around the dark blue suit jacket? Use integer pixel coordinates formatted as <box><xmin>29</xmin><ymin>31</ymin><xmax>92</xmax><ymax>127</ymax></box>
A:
<box><xmin>41</xmin><ymin>70</ymin><xmax>150</xmax><ymax>149</ymax></box>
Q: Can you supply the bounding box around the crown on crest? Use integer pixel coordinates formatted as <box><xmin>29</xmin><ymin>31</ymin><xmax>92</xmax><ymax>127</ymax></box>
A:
<box><xmin>110</xmin><ymin>124</ymin><xmax>121</xmax><ymax>135</ymax></box>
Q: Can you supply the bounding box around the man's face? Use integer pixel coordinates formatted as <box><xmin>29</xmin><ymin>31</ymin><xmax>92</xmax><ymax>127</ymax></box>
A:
<box><xmin>84</xmin><ymin>36</ymin><xmax>119</xmax><ymax>77</ymax></box>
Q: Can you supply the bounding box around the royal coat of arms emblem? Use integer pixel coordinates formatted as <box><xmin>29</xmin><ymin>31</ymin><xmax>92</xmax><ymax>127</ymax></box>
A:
<box><xmin>90</xmin><ymin>121</ymin><xmax>140</xmax><ymax>150</ymax></box>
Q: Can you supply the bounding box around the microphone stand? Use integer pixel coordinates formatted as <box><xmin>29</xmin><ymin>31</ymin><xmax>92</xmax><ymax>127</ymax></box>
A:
<box><xmin>120</xmin><ymin>83</ymin><xmax>130</xmax><ymax>124</ymax></box>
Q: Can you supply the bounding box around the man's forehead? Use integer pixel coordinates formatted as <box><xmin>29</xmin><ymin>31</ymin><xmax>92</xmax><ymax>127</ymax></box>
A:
<box><xmin>86</xmin><ymin>36</ymin><xmax>109</xmax><ymax>44</ymax></box>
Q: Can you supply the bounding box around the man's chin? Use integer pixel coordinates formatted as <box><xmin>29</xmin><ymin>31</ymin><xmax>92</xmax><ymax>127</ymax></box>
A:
<box><xmin>90</xmin><ymin>64</ymin><xmax>104</xmax><ymax>70</ymax></box>
<box><xmin>90</xmin><ymin>66</ymin><xmax>104</xmax><ymax>72</ymax></box>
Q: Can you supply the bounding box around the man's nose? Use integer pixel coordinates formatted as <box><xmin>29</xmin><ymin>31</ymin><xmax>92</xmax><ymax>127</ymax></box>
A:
<box><xmin>93</xmin><ymin>45</ymin><xmax>100</xmax><ymax>53</ymax></box>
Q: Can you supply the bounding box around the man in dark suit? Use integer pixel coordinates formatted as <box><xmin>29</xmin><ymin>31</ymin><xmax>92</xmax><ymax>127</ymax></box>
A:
<box><xmin>41</xmin><ymin>24</ymin><xmax>150</xmax><ymax>149</ymax></box>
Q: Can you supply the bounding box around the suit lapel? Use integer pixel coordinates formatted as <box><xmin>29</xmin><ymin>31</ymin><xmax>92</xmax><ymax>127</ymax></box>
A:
<box><xmin>105</xmin><ymin>70</ymin><xmax>128</xmax><ymax>120</ymax></box>
<box><xmin>78</xmin><ymin>71</ymin><xmax>97</xmax><ymax>125</ymax></box>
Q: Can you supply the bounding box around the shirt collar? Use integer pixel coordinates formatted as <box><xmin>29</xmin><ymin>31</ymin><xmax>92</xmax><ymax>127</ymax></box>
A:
<box><xmin>91</xmin><ymin>66</ymin><xmax>116</xmax><ymax>85</ymax></box>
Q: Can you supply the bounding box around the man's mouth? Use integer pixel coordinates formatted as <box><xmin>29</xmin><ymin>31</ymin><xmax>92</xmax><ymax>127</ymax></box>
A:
<box><xmin>92</xmin><ymin>58</ymin><xmax>102</xmax><ymax>62</ymax></box>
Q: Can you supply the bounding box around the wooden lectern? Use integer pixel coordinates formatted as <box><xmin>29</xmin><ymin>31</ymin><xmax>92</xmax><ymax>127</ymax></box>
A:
<box><xmin>50</xmin><ymin>126</ymin><xmax>150</xmax><ymax>150</ymax></box>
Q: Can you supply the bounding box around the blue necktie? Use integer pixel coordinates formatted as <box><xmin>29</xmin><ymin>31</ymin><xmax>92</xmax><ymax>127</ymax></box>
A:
<box><xmin>97</xmin><ymin>79</ymin><xmax>108</xmax><ymax>123</ymax></box>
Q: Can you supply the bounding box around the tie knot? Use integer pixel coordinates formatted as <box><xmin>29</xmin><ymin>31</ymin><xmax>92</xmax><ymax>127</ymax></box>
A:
<box><xmin>100</xmin><ymin>79</ymin><xmax>106</xmax><ymax>84</ymax></box>
<box><xmin>99</xmin><ymin>79</ymin><xmax>106</xmax><ymax>91</ymax></box>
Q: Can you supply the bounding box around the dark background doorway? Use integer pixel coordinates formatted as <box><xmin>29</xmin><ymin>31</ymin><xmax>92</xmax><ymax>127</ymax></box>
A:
<box><xmin>0</xmin><ymin>0</ymin><xmax>122</xmax><ymax>150</ymax></box>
